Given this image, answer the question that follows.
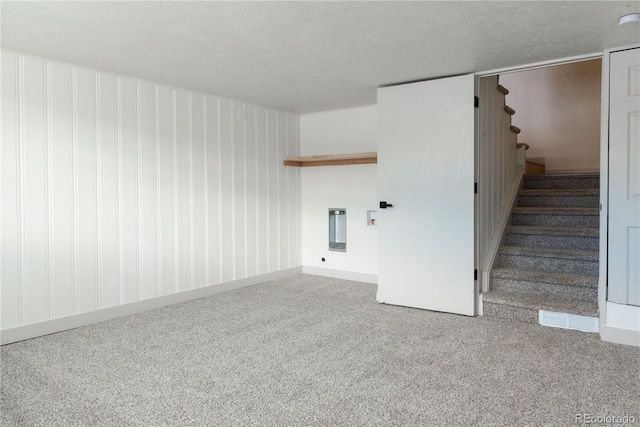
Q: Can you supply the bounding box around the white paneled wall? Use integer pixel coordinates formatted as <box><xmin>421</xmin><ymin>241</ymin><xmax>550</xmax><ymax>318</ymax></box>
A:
<box><xmin>1</xmin><ymin>50</ymin><xmax>300</xmax><ymax>330</ymax></box>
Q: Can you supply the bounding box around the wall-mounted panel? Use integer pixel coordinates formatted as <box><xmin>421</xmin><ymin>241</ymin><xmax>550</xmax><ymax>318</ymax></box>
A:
<box><xmin>205</xmin><ymin>96</ymin><xmax>221</xmax><ymax>285</ymax></box>
<box><xmin>233</xmin><ymin>102</ymin><xmax>247</xmax><ymax>279</ymax></box>
<box><xmin>191</xmin><ymin>93</ymin><xmax>207</xmax><ymax>290</ymax></box>
<box><xmin>138</xmin><ymin>80</ymin><xmax>158</xmax><ymax>300</ymax></box>
<box><xmin>1</xmin><ymin>50</ymin><xmax>301</xmax><ymax>333</ymax></box>
<box><xmin>75</xmin><ymin>67</ymin><xmax>98</xmax><ymax>314</ymax></box>
<box><xmin>175</xmin><ymin>89</ymin><xmax>191</xmax><ymax>292</ymax></box>
<box><xmin>49</xmin><ymin>61</ymin><xmax>74</xmax><ymax>318</ymax></box>
<box><xmin>245</xmin><ymin>106</ymin><xmax>258</xmax><ymax>278</ymax></box>
<box><xmin>256</xmin><ymin>107</ymin><xmax>270</xmax><ymax>275</ymax></box>
<box><xmin>97</xmin><ymin>73</ymin><xmax>120</xmax><ymax>308</ymax></box>
<box><xmin>1</xmin><ymin>52</ymin><xmax>20</xmax><ymax>328</ymax></box>
<box><xmin>23</xmin><ymin>56</ymin><xmax>49</xmax><ymax>324</ymax></box>
<box><xmin>218</xmin><ymin>98</ymin><xmax>234</xmax><ymax>282</ymax></box>
<box><xmin>119</xmin><ymin>76</ymin><xmax>140</xmax><ymax>303</ymax></box>
<box><xmin>267</xmin><ymin>111</ymin><xmax>280</xmax><ymax>272</ymax></box>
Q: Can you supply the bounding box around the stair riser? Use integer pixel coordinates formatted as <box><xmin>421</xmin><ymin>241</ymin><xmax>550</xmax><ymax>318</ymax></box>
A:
<box><xmin>511</xmin><ymin>214</ymin><xmax>599</xmax><ymax>228</ymax></box>
<box><xmin>518</xmin><ymin>195</ymin><xmax>599</xmax><ymax>208</ymax></box>
<box><xmin>483</xmin><ymin>302</ymin><xmax>538</xmax><ymax>324</ymax></box>
<box><xmin>491</xmin><ymin>277</ymin><xmax>598</xmax><ymax>302</ymax></box>
<box><xmin>498</xmin><ymin>254</ymin><xmax>599</xmax><ymax>276</ymax></box>
<box><xmin>505</xmin><ymin>233</ymin><xmax>599</xmax><ymax>251</ymax></box>
<box><xmin>523</xmin><ymin>176</ymin><xmax>599</xmax><ymax>190</ymax></box>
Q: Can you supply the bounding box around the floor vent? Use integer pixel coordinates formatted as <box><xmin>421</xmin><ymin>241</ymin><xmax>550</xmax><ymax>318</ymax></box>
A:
<box><xmin>539</xmin><ymin>310</ymin><xmax>599</xmax><ymax>333</ymax></box>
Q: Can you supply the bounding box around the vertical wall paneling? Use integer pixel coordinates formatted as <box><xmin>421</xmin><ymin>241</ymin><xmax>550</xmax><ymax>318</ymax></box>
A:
<box><xmin>215</xmin><ymin>98</ymin><xmax>224</xmax><ymax>284</ymax></box>
<box><xmin>1</xmin><ymin>51</ymin><xmax>301</xmax><ymax>333</ymax></box>
<box><xmin>233</xmin><ymin>102</ymin><xmax>246</xmax><ymax>279</ymax></box>
<box><xmin>154</xmin><ymin>86</ymin><xmax>162</xmax><ymax>297</ymax></box>
<box><xmin>202</xmin><ymin>95</ymin><xmax>209</xmax><ymax>286</ymax></box>
<box><xmin>71</xmin><ymin>68</ymin><xmax>79</xmax><ymax>314</ymax></box>
<box><xmin>75</xmin><ymin>67</ymin><xmax>98</xmax><ymax>313</ymax></box>
<box><xmin>174</xmin><ymin>90</ymin><xmax>190</xmax><ymax>292</ymax></box>
<box><xmin>23</xmin><ymin>57</ymin><xmax>48</xmax><ymax>323</ymax></box>
<box><xmin>1</xmin><ymin>52</ymin><xmax>20</xmax><ymax>327</ymax></box>
<box><xmin>158</xmin><ymin>85</ymin><xmax>175</xmax><ymax>296</ymax></box>
<box><xmin>191</xmin><ymin>94</ymin><xmax>206</xmax><ymax>289</ymax></box>
<box><xmin>19</xmin><ymin>56</ymin><xmax>27</xmax><ymax>324</ymax></box>
<box><xmin>245</xmin><ymin>106</ymin><xmax>257</xmax><ymax>278</ymax></box>
<box><xmin>136</xmin><ymin>82</ymin><xmax>143</xmax><ymax>301</ymax></box>
<box><xmin>119</xmin><ymin>77</ymin><xmax>139</xmax><ymax>303</ymax></box>
<box><xmin>44</xmin><ymin>63</ymin><xmax>53</xmax><ymax>318</ymax></box>
<box><xmin>289</xmin><ymin>115</ymin><xmax>300</xmax><ymax>267</ymax></box>
<box><xmin>267</xmin><ymin>111</ymin><xmax>279</xmax><ymax>272</ymax></box>
<box><xmin>219</xmin><ymin>98</ymin><xmax>234</xmax><ymax>282</ymax></box>
<box><xmin>98</xmin><ymin>73</ymin><xmax>119</xmax><ymax>308</ymax></box>
<box><xmin>275</xmin><ymin>113</ymin><xmax>281</xmax><ymax>270</ymax></box>
<box><xmin>283</xmin><ymin>114</ymin><xmax>293</xmax><ymax>266</ymax></box>
<box><xmin>172</xmin><ymin>90</ymin><xmax>179</xmax><ymax>293</ymax></box>
<box><xmin>205</xmin><ymin>96</ymin><xmax>221</xmax><ymax>285</ymax></box>
<box><xmin>278</xmin><ymin>113</ymin><xmax>288</xmax><ymax>269</ymax></box>
<box><xmin>256</xmin><ymin>107</ymin><xmax>269</xmax><ymax>275</ymax></box>
<box><xmin>139</xmin><ymin>81</ymin><xmax>158</xmax><ymax>300</ymax></box>
<box><xmin>94</xmin><ymin>73</ymin><xmax>103</xmax><ymax>308</ymax></box>
<box><xmin>188</xmin><ymin>94</ymin><xmax>194</xmax><ymax>290</ymax></box>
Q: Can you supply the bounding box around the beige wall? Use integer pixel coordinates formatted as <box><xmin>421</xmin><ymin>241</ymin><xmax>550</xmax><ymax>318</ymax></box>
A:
<box><xmin>499</xmin><ymin>59</ymin><xmax>601</xmax><ymax>173</ymax></box>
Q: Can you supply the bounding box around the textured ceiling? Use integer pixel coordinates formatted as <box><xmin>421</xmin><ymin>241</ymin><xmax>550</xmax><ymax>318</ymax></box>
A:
<box><xmin>2</xmin><ymin>1</ymin><xmax>639</xmax><ymax>113</ymax></box>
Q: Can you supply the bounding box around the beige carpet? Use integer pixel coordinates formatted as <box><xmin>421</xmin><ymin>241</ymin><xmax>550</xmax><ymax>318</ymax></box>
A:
<box><xmin>2</xmin><ymin>274</ymin><xmax>638</xmax><ymax>426</ymax></box>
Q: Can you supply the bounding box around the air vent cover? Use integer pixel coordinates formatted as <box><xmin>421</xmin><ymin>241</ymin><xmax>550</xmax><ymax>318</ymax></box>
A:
<box><xmin>539</xmin><ymin>310</ymin><xmax>599</xmax><ymax>333</ymax></box>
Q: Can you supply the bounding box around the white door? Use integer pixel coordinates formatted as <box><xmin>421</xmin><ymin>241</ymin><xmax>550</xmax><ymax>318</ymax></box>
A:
<box><xmin>609</xmin><ymin>47</ymin><xmax>640</xmax><ymax>306</ymax></box>
<box><xmin>377</xmin><ymin>75</ymin><xmax>476</xmax><ymax>316</ymax></box>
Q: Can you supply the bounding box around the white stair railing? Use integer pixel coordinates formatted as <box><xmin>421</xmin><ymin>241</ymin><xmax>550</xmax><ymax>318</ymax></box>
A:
<box><xmin>477</xmin><ymin>76</ymin><xmax>527</xmax><ymax>293</ymax></box>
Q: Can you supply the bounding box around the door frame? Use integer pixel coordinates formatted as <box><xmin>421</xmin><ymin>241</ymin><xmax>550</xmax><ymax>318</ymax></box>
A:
<box><xmin>599</xmin><ymin>44</ymin><xmax>640</xmax><ymax>346</ymax></box>
<box><xmin>474</xmin><ymin>52</ymin><xmax>604</xmax><ymax>316</ymax></box>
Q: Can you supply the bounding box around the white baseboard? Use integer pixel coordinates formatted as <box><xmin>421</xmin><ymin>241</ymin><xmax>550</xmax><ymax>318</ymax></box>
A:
<box><xmin>1</xmin><ymin>267</ymin><xmax>302</xmax><ymax>345</ymax></box>
<box><xmin>302</xmin><ymin>266</ymin><xmax>377</xmax><ymax>284</ymax></box>
<box><xmin>600</xmin><ymin>325</ymin><xmax>640</xmax><ymax>347</ymax></box>
<box><xmin>599</xmin><ymin>301</ymin><xmax>640</xmax><ymax>347</ymax></box>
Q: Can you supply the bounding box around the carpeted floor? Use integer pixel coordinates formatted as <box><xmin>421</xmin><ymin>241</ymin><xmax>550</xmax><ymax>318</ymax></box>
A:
<box><xmin>2</xmin><ymin>274</ymin><xmax>638</xmax><ymax>426</ymax></box>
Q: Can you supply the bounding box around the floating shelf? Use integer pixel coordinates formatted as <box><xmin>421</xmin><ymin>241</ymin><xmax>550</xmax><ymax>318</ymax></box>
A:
<box><xmin>283</xmin><ymin>152</ymin><xmax>377</xmax><ymax>167</ymax></box>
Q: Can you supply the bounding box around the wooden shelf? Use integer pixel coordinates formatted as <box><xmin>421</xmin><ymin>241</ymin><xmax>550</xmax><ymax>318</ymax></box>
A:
<box><xmin>284</xmin><ymin>152</ymin><xmax>377</xmax><ymax>167</ymax></box>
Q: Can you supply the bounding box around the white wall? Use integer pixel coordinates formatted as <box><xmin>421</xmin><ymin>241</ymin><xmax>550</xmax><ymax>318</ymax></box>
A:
<box><xmin>300</xmin><ymin>105</ymin><xmax>378</xmax><ymax>281</ymax></box>
<box><xmin>499</xmin><ymin>59</ymin><xmax>601</xmax><ymax>173</ymax></box>
<box><xmin>1</xmin><ymin>50</ymin><xmax>300</xmax><ymax>334</ymax></box>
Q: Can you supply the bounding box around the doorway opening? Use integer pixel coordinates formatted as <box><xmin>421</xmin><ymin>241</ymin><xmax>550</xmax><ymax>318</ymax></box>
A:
<box><xmin>498</xmin><ymin>59</ymin><xmax>602</xmax><ymax>175</ymax></box>
<box><xmin>476</xmin><ymin>57</ymin><xmax>604</xmax><ymax>327</ymax></box>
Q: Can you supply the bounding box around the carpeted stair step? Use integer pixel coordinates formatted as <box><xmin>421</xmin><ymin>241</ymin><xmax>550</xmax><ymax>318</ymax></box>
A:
<box><xmin>498</xmin><ymin>246</ymin><xmax>599</xmax><ymax>275</ymax></box>
<box><xmin>489</xmin><ymin>268</ymin><xmax>597</xmax><ymax>304</ymax></box>
<box><xmin>518</xmin><ymin>189</ymin><xmax>599</xmax><ymax>208</ymax></box>
<box><xmin>505</xmin><ymin>226</ymin><xmax>599</xmax><ymax>251</ymax></box>
<box><xmin>483</xmin><ymin>288</ymin><xmax>598</xmax><ymax>324</ymax></box>
<box><xmin>523</xmin><ymin>173</ymin><xmax>600</xmax><ymax>190</ymax></box>
<box><xmin>511</xmin><ymin>207</ymin><xmax>599</xmax><ymax>228</ymax></box>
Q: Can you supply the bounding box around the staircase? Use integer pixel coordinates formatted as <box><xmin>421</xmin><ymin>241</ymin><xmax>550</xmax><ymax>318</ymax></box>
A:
<box><xmin>483</xmin><ymin>173</ymin><xmax>600</xmax><ymax>329</ymax></box>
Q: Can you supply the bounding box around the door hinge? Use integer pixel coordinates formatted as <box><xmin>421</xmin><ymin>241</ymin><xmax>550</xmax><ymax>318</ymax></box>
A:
<box><xmin>474</xmin><ymin>96</ymin><xmax>479</xmax><ymax>108</ymax></box>
<box><xmin>474</xmin><ymin>182</ymin><xmax>478</xmax><ymax>194</ymax></box>
<box><xmin>474</xmin><ymin>269</ymin><xmax>478</xmax><ymax>281</ymax></box>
